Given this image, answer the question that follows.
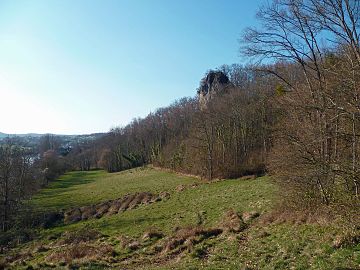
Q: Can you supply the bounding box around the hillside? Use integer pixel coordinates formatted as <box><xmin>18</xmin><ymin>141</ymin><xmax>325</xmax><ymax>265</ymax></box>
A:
<box><xmin>3</xmin><ymin>1</ymin><xmax>360</xmax><ymax>269</ymax></box>
<box><xmin>2</xmin><ymin>167</ymin><xmax>359</xmax><ymax>269</ymax></box>
<box><xmin>0</xmin><ymin>132</ymin><xmax>104</xmax><ymax>143</ymax></box>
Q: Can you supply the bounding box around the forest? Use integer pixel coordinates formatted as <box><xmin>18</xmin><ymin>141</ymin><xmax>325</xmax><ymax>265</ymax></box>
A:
<box><xmin>1</xmin><ymin>0</ymin><xmax>360</xmax><ymax>259</ymax></box>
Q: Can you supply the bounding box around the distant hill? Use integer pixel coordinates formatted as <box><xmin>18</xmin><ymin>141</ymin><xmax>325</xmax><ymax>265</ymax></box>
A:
<box><xmin>0</xmin><ymin>132</ymin><xmax>44</xmax><ymax>138</ymax></box>
<box><xmin>0</xmin><ymin>132</ymin><xmax>104</xmax><ymax>139</ymax></box>
<box><xmin>0</xmin><ymin>132</ymin><xmax>105</xmax><ymax>147</ymax></box>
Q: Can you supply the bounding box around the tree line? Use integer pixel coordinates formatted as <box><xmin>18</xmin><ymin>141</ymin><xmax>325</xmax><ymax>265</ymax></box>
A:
<box><xmin>86</xmin><ymin>66</ymin><xmax>276</xmax><ymax>180</ymax></box>
<box><xmin>0</xmin><ymin>134</ymin><xmax>99</xmax><ymax>232</ymax></box>
<box><xmin>242</xmin><ymin>0</ymin><xmax>360</xmax><ymax>208</ymax></box>
<box><xmin>90</xmin><ymin>0</ymin><xmax>360</xmax><ymax>209</ymax></box>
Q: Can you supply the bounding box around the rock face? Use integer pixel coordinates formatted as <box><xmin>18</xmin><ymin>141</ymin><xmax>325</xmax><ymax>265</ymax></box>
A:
<box><xmin>197</xmin><ymin>70</ymin><xmax>233</xmax><ymax>110</ymax></box>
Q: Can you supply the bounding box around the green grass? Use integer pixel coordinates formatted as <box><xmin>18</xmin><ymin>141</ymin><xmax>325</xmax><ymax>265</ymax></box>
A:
<box><xmin>48</xmin><ymin>172</ymin><xmax>274</xmax><ymax>237</ymax></box>
<box><xmin>4</xmin><ymin>167</ymin><xmax>360</xmax><ymax>269</ymax></box>
<box><xmin>30</xmin><ymin>167</ymin><xmax>198</xmax><ymax>211</ymax></box>
<box><xmin>31</xmin><ymin>167</ymin><xmax>275</xmax><ymax>238</ymax></box>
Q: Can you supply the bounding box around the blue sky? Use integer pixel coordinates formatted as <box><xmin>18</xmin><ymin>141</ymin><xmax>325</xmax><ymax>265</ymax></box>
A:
<box><xmin>0</xmin><ymin>0</ymin><xmax>264</xmax><ymax>134</ymax></box>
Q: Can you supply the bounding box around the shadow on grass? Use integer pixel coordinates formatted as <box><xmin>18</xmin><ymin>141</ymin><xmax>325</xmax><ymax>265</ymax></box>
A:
<box><xmin>53</xmin><ymin>215</ymin><xmax>165</xmax><ymax>234</ymax></box>
<box><xmin>35</xmin><ymin>171</ymin><xmax>102</xmax><ymax>198</ymax></box>
<box><xmin>96</xmin><ymin>215</ymin><xmax>172</xmax><ymax>236</ymax></box>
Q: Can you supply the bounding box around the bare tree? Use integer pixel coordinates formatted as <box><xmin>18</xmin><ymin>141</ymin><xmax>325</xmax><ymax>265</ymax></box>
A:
<box><xmin>0</xmin><ymin>141</ymin><xmax>32</xmax><ymax>231</ymax></box>
<box><xmin>242</xmin><ymin>0</ymin><xmax>360</xmax><ymax>206</ymax></box>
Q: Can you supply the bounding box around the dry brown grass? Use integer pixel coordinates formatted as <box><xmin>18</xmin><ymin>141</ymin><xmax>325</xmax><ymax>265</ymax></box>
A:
<box><xmin>176</xmin><ymin>185</ymin><xmax>186</xmax><ymax>192</ymax></box>
<box><xmin>63</xmin><ymin>208</ymin><xmax>82</xmax><ymax>224</ymax></box>
<box><xmin>220</xmin><ymin>209</ymin><xmax>247</xmax><ymax>233</ymax></box>
<box><xmin>239</xmin><ymin>175</ymin><xmax>257</xmax><ymax>180</ymax></box>
<box><xmin>57</xmin><ymin>229</ymin><xmax>103</xmax><ymax>245</ymax></box>
<box><xmin>46</xmin><ymin>243</ymin><xmax>114</xmax><ymax>264</ymax></box>
<box><xmin>332</xmin><ymin>231</ymin><xmax>360</xmax><ymax>249</ymax></box>
<box><xmin>63</xmin><ymin>192</ymin><xmax>170</xmax><ymax>224</ymax></box>
<box><xmin>0</xmin><ymin>250</ymin><xmax>33</xmax><ymax>268</ymax></box>
<box><xmin>161</xmin><ymin>226</ymin><xmax>222</xmax><ymax>254</ymax></box>
<box><xmin>0</xmin><ymin>259</ymin><xmax>7</xmax><ymax>270</ymax></box>
<box><xmin>80</xmin><ymin>205</ymin><xmax>96</xmax><ymax>220</ymax></box>
<box><xmin>259</xmin><ymin>207</ymin><xmax>335</xmax><ymax>226</ymax></box>
<box><xmin>117</xmin><ymin>234</ymin><xmax>135</xmax><ymax>249</ymax></box>
<box><xmin>150</xmin><ymin>209</ymin><xmax>258</xmax><ymax>260</ymax></box>
<box><xmin>142</xmin><ymin>228</ymin><xmax>164</xmax><ymax>241</ymax></box>
<box><xmin>242</xmin><ymin>211</ymin><xmax>260</xmax><ymax>223</ymax></box>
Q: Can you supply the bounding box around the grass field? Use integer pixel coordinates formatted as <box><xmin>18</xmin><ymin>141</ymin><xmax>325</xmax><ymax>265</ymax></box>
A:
<box><xmin>30</xmin><ymin>168</ymin><xmax>198</xmax><ymax>211</ymax></box>
<box><xmin>2</xmin><ymin>167</ymin><xmax>360</xmax><ymax>269</ymax></box>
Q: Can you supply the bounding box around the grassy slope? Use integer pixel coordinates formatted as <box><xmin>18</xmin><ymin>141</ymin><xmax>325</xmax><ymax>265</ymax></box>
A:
<box><xmin>30</xmin><ymin>167</ymin><xmax>275</xmax><ymax>237</ymax></box>
<box><xmin>6</xmin><ymin>167</ymin><xmax>360</xmax><ymax>269</ymax></box>
<box><xmin>30</xmin><ymin>168</ymin><xmax>197</xmax><ymax>211</ymax></box>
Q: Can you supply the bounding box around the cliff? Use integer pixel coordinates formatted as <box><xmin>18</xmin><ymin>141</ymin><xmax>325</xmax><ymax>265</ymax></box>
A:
<box><xmin>197</xmin><ymin>70</ymin><xmax>233</xmax><ymax>110</ymax></box>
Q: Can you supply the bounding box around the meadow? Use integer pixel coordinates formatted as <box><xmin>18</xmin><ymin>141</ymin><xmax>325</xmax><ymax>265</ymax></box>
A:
<box><xmin>2</xmin><ymin>167</ymin><xmax>360</xmax><ymax>269</ymax></box>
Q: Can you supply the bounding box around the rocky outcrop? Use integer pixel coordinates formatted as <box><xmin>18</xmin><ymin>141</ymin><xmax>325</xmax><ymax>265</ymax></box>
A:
<box><xmin>197</xmin><ymin>70</ymin><xmax>233</xmax><ymax>110</ymax></box>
